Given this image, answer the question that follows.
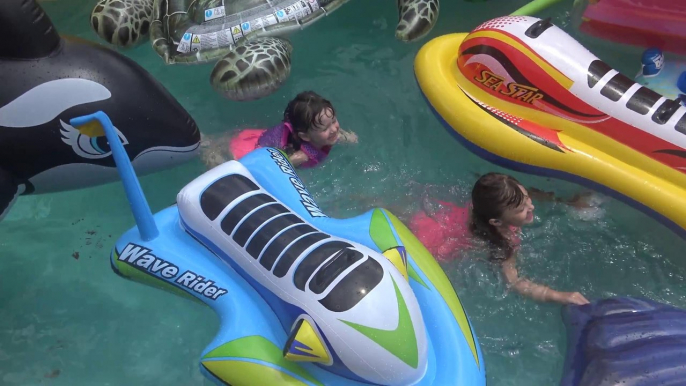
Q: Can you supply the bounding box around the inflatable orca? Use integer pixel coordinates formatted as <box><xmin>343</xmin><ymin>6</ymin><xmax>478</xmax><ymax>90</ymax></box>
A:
<box><xmin>560</xmin><ymin>297</ymin><xmax>686</xmax><ymax>386</ymax></box>
<box><xmin>0</xmin><ymin>0</ymin><xmax>201</xmax><ymax>221</ymax></box>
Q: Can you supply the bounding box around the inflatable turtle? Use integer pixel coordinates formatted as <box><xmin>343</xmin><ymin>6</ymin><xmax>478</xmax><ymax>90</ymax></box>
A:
<box><xmin>90</xmin><ymin>0</ymin><xmax>440</xmax><ymax>101</ymax></box>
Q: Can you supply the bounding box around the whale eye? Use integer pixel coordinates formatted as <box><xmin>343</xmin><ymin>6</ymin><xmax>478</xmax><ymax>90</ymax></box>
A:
<box><xmin>90</xmin><ymin>130</ymin><xmax>129</xmax><ymax>154</ymax></box>
<box><xmin>92</xmin><ymin>135</ymin><xmax>111</xmax><ymax>154</ymax></box>
<box><xmin>60</xmin><ymin>118</ymin><xmax>129</xmax><ymax>160</ymax></box>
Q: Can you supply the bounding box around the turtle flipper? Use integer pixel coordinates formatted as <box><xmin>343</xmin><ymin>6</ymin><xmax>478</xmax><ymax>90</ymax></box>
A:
<box><xmin>395</xmin><ymin>0</ymin><xmax>439</xmax><ymax>42</ymax></box>
<box><xmin>210</xmin><ymin>37</ymin><xmax>293</xmax><ymax>101</ymax></box>
<box><xmin>90</xmin><ymin>0</ymin><xmax>153</xmax><ymax>48</ymax></box>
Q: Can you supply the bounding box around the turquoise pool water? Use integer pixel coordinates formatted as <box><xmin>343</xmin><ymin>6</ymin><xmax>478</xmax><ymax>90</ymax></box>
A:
<box><xmin>2</xmin><ymin>0</ymin><xmax>686</xmax><ymax>385</ymax></box>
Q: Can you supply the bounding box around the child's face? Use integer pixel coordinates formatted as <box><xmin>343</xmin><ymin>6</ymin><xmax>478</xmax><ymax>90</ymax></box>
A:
<box><xmin>498</xmin><ymin>185</ymin><xmax>535</xmax><ymax>227</ymax></box>
<box><xmin>299</xmin><ymin>108</ymin><xmax>340</xmax><ymax>148</ymax></box>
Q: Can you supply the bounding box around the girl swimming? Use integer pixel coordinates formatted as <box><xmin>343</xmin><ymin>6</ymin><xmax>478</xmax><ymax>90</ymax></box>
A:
<box><xmin>410</xmin><ymin>173</ymin><xmax>591</xmax><ymax>305</ymax></box>
<box><xmin>470</xmin><ymin>173</ymin><xmax>590</xmax><ymax>305</ymax></box>
<box><xmin>200</xmin><ymin>91</ymin><xmax>358</xmax><ymax>168</ymax></box>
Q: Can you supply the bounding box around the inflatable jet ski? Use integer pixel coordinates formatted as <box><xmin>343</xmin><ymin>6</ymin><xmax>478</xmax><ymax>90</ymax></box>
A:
<box><xmin>415</xmin><ymin>16</ymin><xmax>686</xmax><ymax>239</ymax></box>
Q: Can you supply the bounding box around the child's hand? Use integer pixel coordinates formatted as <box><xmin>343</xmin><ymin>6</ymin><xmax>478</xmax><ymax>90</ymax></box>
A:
<box><xmin>566</xmin><ymin>192</ymin><xmax>597</xmax><ymax>209</ymax></box>
<box><xmin>339</xmin><ymin>130</ymin><xmax>358</xmax><ymax>144</ymax></box>
<box><xmin>199</xmin><ymin>135</ymin><xmax>228</xmax><ymax>169</ymax></box>
<box><xmin>528</xmin><ymin>187</ymin><xmax>556</xmax><ymax>201</ymax></box>
<box><xmin>288</xmin><ymin>150</ymin><xmax>309</xmax><ymax>167</ymax></box>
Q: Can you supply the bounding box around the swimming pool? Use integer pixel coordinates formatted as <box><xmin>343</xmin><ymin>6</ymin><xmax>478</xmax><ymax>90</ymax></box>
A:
<box><xmin>2</xmin><ymin>0</ymin><xmax>686</xmax><ymax>385</ymax></box>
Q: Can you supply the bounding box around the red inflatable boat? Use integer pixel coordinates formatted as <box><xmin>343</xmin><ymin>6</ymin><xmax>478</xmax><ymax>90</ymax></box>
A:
<box><xmin>579</xmin><ymin>0</ymin><xmax>686</xmax><ymax>55</ymax></box>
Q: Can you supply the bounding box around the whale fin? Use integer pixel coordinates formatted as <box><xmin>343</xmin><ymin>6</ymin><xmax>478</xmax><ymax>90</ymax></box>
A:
<box><xmin>0</xmin><ymin>0</ymin><xmax>61</xmax><ymax>60</ymax></box>
<box><xmin>0</xmin><ymin>168</ymin><xmax>20</xmax><ymax>222</ymax></box>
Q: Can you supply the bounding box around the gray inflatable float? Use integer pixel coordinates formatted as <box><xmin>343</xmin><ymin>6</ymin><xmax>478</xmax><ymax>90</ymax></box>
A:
<box><xmin>90</xmin><ymin>0</ymin><xmax>440</xmax><ymax>101</ymax></box>
<box><xmin>561</xmin><ymin>297</ymin><xmax>686</xmax><ymax>386</ymax></box>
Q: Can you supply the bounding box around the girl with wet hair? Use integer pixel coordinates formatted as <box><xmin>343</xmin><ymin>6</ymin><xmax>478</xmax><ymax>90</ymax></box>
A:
<box><xmin>409</xmin><ymin>172</ymin><xmax>591</xmax><ymax>305</ymax></box>
<box><xmin>200</xmin><ymin>91</ymin><xmax>357</xmax><ymax>168</ymax></box>
<box><xmin>469</xmin><ymin>173</ymin><xmax>588</xmax><ymax>305</ymax></box>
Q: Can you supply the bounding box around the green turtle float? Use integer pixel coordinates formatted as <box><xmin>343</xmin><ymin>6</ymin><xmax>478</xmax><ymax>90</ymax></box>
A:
<box><xmin>90</xmin><ymin>0</ymin><xmax>439</xmax><ymax>101</ymax></box>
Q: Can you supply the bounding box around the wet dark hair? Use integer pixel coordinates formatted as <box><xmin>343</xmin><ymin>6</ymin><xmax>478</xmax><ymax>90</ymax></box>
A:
<box><xmin>283</xmin><ymin>91</ymin><xmax>336</xmax><ymax>153</ymax></box>
<box><xmin>469</xmin><ymin>172</ymin><xmax>525</xmax><ymax>260</ymax></box>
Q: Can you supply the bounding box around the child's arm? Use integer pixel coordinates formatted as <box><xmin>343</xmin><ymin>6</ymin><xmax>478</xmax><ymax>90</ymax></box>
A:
<box><xmin>468</xmin><ymin>172</ymin><xmax>596</xmax><ymax>209</ymax></box>
<box><xmin>199</xmin><ymin>134</ymin><xmax>229</xmax><ymax>169</ymax></box>
<box><xmin>528</xmin><ymin>187</ymin><xmax>596</xmax><ymax>209</ymax></box>
<box><xmin>288</xmin><ymin>150</ymin><xmax>309</xmax><ymax>167</ymax></box>
<box><xmin>336</xmin><ymin>129</ymin><xmax>358</xmax><ymax>144</ymax></box>
<box><xmin>500</xmin><ymin>254</ymin><xmax>590</xmax><ymax>305</ymax></box>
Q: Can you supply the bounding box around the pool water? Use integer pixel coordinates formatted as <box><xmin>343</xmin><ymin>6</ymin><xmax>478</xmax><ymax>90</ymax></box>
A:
<box><xmin>2</xmin><ymin>0</ymin><xmax>686</xmax><ymax>385</ymax></box>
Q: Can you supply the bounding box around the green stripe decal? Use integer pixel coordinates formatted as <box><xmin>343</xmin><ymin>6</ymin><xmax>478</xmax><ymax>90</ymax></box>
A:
<box><xmin>341</xmin><ymin>276</ymin><xmax>419</xmax><ymax>368</ymax></box>
<box><xmin>203</xmin><ymin>336</ymin><xmax>322</xmax><ymax>386</ymax></box>
<box><xmin>382</xmin><ymin>209</ymin><xmax>479</xmax><ymax>368</ymax></box>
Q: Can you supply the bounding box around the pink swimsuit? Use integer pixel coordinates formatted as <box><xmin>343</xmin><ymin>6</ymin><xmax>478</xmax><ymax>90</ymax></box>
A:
<box><xmin>408</xmin><ymin>200</ymin><xmax>521</xmax><ymax>262</ymax></box>
<box><xmin>229</xmin><ymin>123</ymin><xmax>331</xmax><ymax>168</ymax></box>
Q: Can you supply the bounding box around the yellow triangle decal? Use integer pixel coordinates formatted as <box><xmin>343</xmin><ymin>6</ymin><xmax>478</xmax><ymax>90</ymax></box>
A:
<box><xmin>383</xmin><ymin>246</ymin><xmax>409</xmax><ymax>281</ymax></box>
<box><xmin>283</xmin><ymin>319</ymin><xmax>330</xmax><ymax>363</ymax></box>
